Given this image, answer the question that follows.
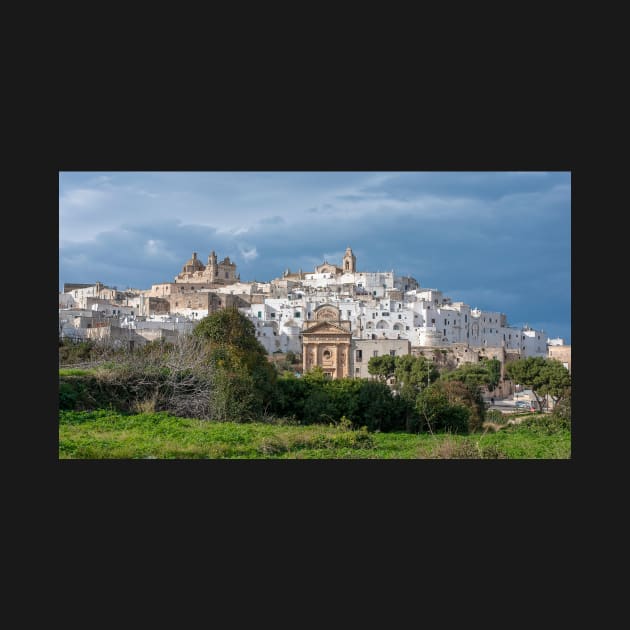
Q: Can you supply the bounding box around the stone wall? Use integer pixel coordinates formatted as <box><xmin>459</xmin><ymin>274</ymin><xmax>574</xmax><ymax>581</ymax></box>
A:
<box><xmin>352</xmin><ymin>338</ymin><xmax>410</xmax><ymax>379</ymax></box>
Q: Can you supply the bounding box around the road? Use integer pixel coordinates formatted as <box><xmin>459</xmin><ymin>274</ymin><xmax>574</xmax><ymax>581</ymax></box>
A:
<box><xmin>485</xmin><ymin>390</ymin><xmax>540</xmax><ymax>413</ymax></box>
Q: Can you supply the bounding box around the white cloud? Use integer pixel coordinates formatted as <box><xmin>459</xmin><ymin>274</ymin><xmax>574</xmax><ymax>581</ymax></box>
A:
<box><xmin>239</xmin><ymin>246</ymin><xmax>258</xmax><ymax>262</ymax></box>
<box><xmin>61</xmin><ymin>187</ymin><xmax>110</xmax><ymax>208</ymax></box>
<box><xmin>144</xmin><ymin>239</ymin><xmax>161</xmax><ymax>256</ymax></box>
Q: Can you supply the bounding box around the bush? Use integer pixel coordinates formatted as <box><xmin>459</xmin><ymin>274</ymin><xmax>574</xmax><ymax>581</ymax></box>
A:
<box><xmin>426</xmin><ymin>437</ymin><xmax>507</xmax><ymax>459</ymax></box>
<box><xmin>270</xmin><ymin>374</ymin><xmax>408</xmax><ymax>431</ymax></box>
<box><xmin>414</xmin><ymin>384</ymin><xmax>471</xmax><ymax>434</ymax></box>
<box><xmin>518</xmin><ymin>413</ymin><xmax>570</xmax><ymax>435</ymax></box>
<box><xmin>437</xmin><ymin>380</ymin><xmax>486</xmax><ymax>432</ymax></box>
<box><xmin>551</xmin><ymin>395</ymin><xmax>571</xmax><ymax>430</ymax></box>
<box><xmin>485</xmin><ymin>409</ymin><xmax>508</xmax><ymax>425</ymax></box>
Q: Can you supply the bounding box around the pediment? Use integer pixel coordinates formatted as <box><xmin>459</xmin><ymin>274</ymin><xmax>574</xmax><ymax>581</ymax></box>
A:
<box><xmin>303</xmin><ymin>321</ymin><xmax>351</xmax><ymax>335</ymax></box>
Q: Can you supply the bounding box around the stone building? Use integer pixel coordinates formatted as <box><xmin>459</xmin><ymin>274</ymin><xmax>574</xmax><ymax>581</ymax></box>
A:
<box><xmin>175</xmin><ymin>250</ymin><xmax>239</xmax><ymax>285</ymax></box>
<box><xmin>302</xmin><ymin>304</ymin><xmax>352</xmax><ymax>379</ymax></box>
<box><xmin>352</xmin><ymin>338</ymin><xmax>410</xmax><ymax>379</ymax></box>
<box><xmin>548</xmin><ymin>342</ymin><xmax>571</xmax><ymax>373</ymax></box>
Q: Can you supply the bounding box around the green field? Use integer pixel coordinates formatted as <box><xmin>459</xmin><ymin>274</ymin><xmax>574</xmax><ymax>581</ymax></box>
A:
<box><xmin>59</xmin><ymin>410</ymin><xmax>570</xmax><ymax>459</ymax></box>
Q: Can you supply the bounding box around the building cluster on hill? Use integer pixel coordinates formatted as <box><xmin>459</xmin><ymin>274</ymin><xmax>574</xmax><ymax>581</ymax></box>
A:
<box><xmin>59</xmin><ymin>247</ymin><xmax>571</xmax><ymax>382</ymax></box>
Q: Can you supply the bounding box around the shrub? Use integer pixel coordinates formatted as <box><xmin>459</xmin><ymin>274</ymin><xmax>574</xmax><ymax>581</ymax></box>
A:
<box><xmin>551</xmin><ymin>395</ymin><xmax>571</xmax><ymax>430</ymax></box>
<box><xmin>258</xmin><ymin>436</ymin><xmax>288</xmax><ymax>456</ymax></box>
<box><xmin>429</xmin><ymin>438</ymin><xmax>480</xmax><ymax>459</ymax></box>
<box><xmin>485</xmin><ymin>409</ymin><xmax>508</xmax><ymax>425</ymax></box>
<box><xmin>425</xmin><ymin>437</ymin><xmax>507</xmax><ymax>459</ymax></box>
<box><xmin>437</xmin><ymin>380</ymin><xmax>486</xmax><ymax>432</ymax></box>
<box><xmin>414</xmin><ymin>385</ymin><xmax>471</xmax><ymax>434</ymax></box>
<box><xmin>518</xmin><ymin>414</ymin><xmax>570</xmax><ymax>435</ymax></box>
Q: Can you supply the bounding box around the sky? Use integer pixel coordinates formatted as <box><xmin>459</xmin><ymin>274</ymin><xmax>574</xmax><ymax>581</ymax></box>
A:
<box><xmin>59</xmin><ymin>171</ymin><xmax>571</xmax><ymax>343</ymax></box>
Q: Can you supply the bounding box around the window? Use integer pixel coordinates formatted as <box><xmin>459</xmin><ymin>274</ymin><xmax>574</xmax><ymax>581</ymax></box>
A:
<box><xmin>431</xmin><ymin>318</ymin><xmax>435</xmax><ymax>324</ymax></box>
<box><xmin>373</xmin><ymin>350</ymin><xmax>378</xmax><ymax>357</ymax></box>
<box><xmin>444</xmin><ymin>319</ymin><xmax>447</xmax><ymax>325</ymax></box>
<box><xmin>443</xmin><ymin>329</ymin><xmax>446</xmax><ymax>336</ymax></box>
<box><xmin>398</xmin><ymin>314</ymin><xmax>402</xmax><ymax>319</ymax></box>
<box><xmin>372</xmin><ymin>313</ymin><xmax>376</xmax><ymax>319</ymax></box>
<box><xmin>382</xmin><ymin>312</ymin><xmax>389</xmax><ymax>316</ymax></box>
<box><xmin>270</xmin><ymin>312</ymin><xmax>275</xmax><ymax>318</ymax></box>
<box><xmin>465</xmin><ymin>314</ymin><xmax>467</xmax><ymax>323</ymax></box>
<box><xmin>356</xmin><ymin>349</ymin><xmax>362</xmax><ymax>362</ymax></box>
<box><xmin>347</xmin><ymin>310</ymin><xmax>351</xmax><ymax>317</ymax></box>
<box><xmin>389</xmin><ymin>350</ymin><xmax>396</xmax><ymax>357</ymax></box>
<box><xmin>405</xmin><ymin>326</ymin><xmax>409</xmax><ymax>330</ymax></box>
<box><xmin>295</xmin><ymin>312</ymin><xmax>300</xmax><ymax>318</ymax></box>
<box><xmin>323</xmin><ymin>350</ymin><xmax>331</xmax><ymax>359</ymax></box>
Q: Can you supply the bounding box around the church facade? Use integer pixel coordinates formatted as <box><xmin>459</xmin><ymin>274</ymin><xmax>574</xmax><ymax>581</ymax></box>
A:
<box><xmin>301</xmin><ymin>304</ymin><xmax>352</xmax><ymax>379</ymax></box>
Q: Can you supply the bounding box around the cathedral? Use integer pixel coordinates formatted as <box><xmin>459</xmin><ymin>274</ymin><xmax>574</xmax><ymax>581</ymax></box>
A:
<box><xmin>175</xmin><ymin>250</ymin><xmax>239</xmax><ymax>286</ymax></box>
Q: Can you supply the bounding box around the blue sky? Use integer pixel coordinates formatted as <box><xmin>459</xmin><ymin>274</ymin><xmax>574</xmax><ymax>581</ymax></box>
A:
<box><xmin>59</xmin><ymin>171</ymin><xmax>571</xmax><ymax>343</ymax></box>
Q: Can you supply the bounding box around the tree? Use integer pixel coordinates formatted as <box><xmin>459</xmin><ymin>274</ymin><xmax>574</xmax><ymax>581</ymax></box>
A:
<box><xmin>483</xmin><ymin>358</ymin><xmax>501</xmax><ymax>390</ymax></box>
<box><xmin>367</xmin><ymin>355</ymin><xmax>397</xmax><ymax>381</ymax></box>
<box><xmin>538</xmin><ymin>359</ymin><xmax>572</xmax><ymax>407</ymax></box>
<box><xmin>437</xmin><ymin>380</ymin><xmax>486</xmax><ymax>432</ymax></box>
<box><xmin>193</xmin><ymin>308</ymin><xmax>277</xmax><ymax>418</ymax></box>
<box><xmin>193</xmin><ymin>307</ymin><xmax>261</xmax><ymax>353</ymax></box>
<box><xmin>441</xmin><ymin>359</ymin><xmax>500</xmax><ymax>391</ymax></box>
<box><xmin>414</xmin><ymin>383</ymin><xmax>470</xmax><ymax>434</ymax></box>
<box><xmin>506</xmin><ymin>357</ymin><xmax>571</xmax><ymax>411</ymax></box>
<box><xmin>393</xmin><ymin>354</ymin><xmax>439</xmax><ymax>402</ymax></box>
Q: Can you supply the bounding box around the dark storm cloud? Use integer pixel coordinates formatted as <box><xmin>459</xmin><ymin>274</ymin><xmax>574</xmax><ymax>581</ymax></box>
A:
<box><xmin>60</xmin><ymin>171</ymin><xmax>570</xmax><ymax>342</ymax></box>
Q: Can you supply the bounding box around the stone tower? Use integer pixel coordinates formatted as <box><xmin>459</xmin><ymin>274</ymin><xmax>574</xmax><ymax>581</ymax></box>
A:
<box><xmin>342</xmin><ymin>247</ymin><xmax>356</xmax><ymax>273</ymax></box>
<box><xmin>207</xmin><ymin>250</ymin><xmax>218</xmax><ymax>279</ymax></box>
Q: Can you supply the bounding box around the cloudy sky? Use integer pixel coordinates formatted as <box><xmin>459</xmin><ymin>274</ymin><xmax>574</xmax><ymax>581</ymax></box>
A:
<box><xmin>59</xmin><ymin>171</ymin><xmax>571</xmax><ymax>343</ymax></box>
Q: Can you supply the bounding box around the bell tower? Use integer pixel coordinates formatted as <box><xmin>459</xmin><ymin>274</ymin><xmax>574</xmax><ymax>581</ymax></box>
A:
<box><xmin>342</xmin><ymin>247</ymin><xmax>356</xmax><ymax>273</ymax></box>
<box><xmin>207</xmin><ymin>250</ymin><xmax>218</xmax><ymax>278</ymax></box>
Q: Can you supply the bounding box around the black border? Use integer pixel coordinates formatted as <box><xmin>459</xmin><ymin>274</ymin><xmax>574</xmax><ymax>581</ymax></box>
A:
<box><xmin>43</xmin><ymin>101</ymin><xmax>586</xmax><ymax>533</ymax></box>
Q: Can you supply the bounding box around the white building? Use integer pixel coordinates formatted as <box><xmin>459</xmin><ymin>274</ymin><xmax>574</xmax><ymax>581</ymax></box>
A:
<box><xmin>61</xmin><ymin>248</ymin><xmax>556</xmax><ymax>362</ymax></box>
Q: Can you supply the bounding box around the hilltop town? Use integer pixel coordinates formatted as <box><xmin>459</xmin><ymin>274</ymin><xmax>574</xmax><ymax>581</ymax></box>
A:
<box><xmin>59</xmin><ymin>247</ymin><xmax>571</xmax><ymax>391</ymax></box>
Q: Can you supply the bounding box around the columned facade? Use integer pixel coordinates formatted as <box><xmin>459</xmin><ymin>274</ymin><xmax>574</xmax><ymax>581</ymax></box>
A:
<box><xmin>302</xmin><ymin>304</ymin><xmax>352</xmax><ymax>379</ymax></box>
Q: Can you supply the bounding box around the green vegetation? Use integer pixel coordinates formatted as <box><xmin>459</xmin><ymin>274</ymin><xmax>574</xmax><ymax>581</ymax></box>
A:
<box><xmin>272</xmin><ymin>369</ymin><xmax>409</xmax><ymax>432</ymax></box>
<box><xmin>59</xmin><ymin>410</ymin><xmax>570</xmax><ymax>459</ymax></box>
<box><xmin>442</xmin><ymin>358</ymin><xmax>501</xmax><ymax>390</ymax></box>
<box><xmin>59</xmin><ymin>311</ymin><xmax>570</xmax><ymax>458</ymax></box>
<box><xmin>506</xmin><ymin>357</ymin><xmax>571</xmax><ymax>410</ymax></box>
<box><xmin>58</xmin><ymin>368</ymin><xmax>93</xmax><ymax>377</ymax></box>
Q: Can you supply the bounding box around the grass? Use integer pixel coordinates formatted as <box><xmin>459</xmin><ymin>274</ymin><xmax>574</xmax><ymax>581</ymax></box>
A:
<box><xmin>59</xmin><ymin>410</ymin><xmax>570</xmax><ymax>459</ymax></box>
<box><xmin>58</xmin><ymin>368</ymin><xmax>94</xmax><ymax>377</ymax></box>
